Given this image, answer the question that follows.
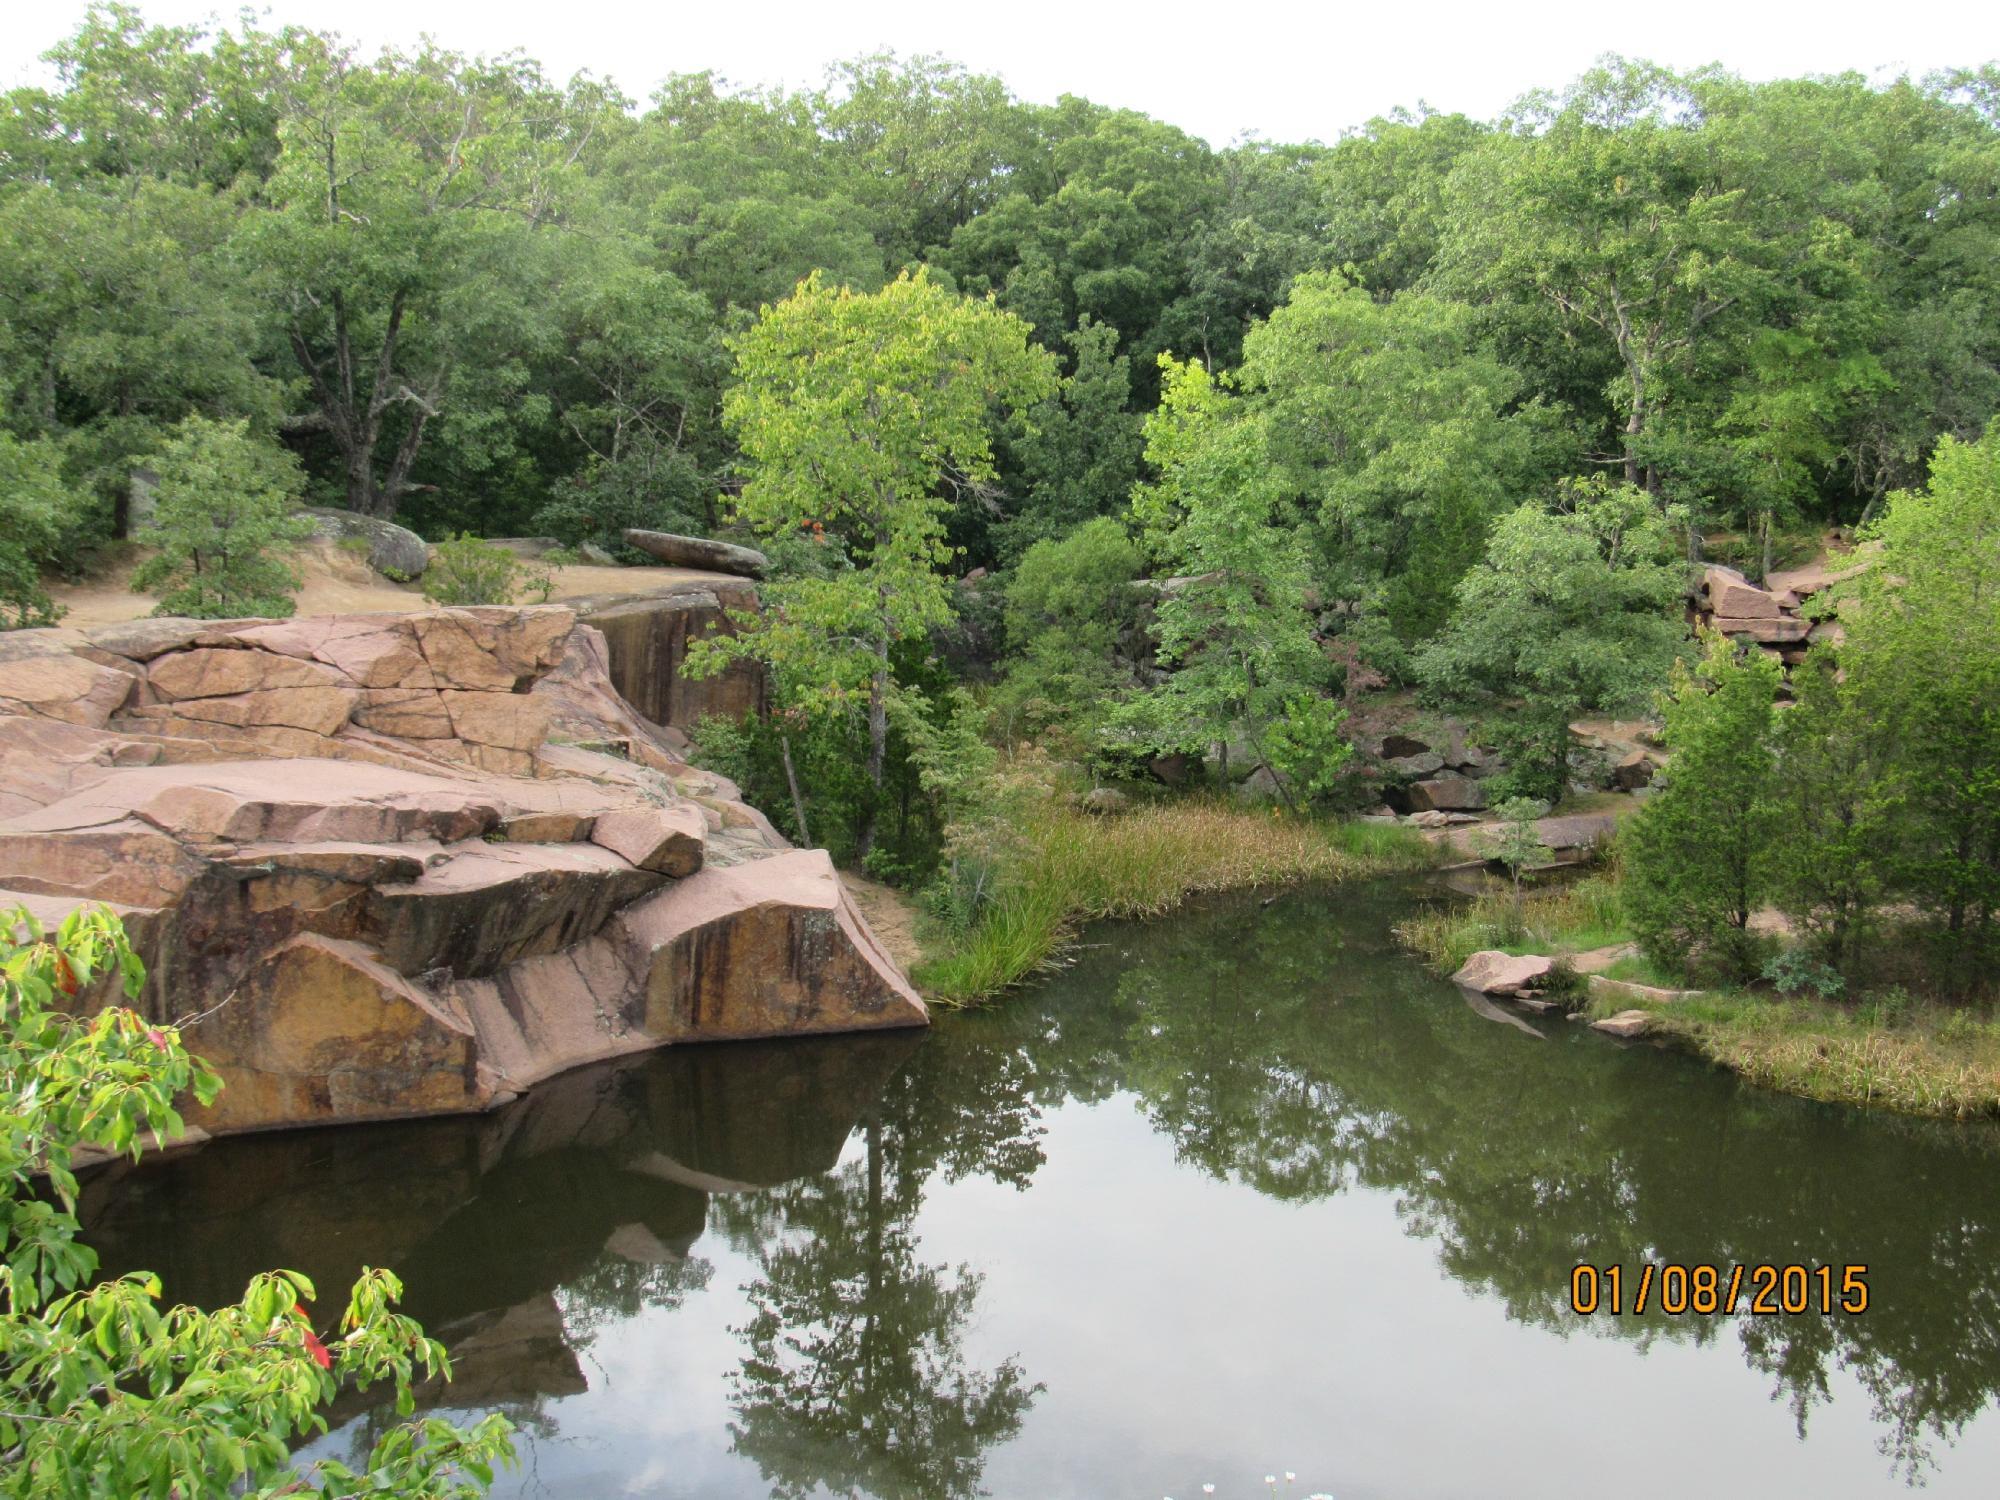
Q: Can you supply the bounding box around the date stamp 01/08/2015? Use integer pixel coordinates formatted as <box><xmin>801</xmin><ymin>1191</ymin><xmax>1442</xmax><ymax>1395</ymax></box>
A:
<box><xmin>1569</xmin><ymin>1262</ymin><xmax>1870</xmax><ymax>1317</ymax></box>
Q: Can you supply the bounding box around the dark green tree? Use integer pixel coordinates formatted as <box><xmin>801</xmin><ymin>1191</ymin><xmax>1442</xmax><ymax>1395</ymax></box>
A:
<box><xmin>1415</xmin><ymin>477</ymin><xmax>1688</xmax><ymax>802</ymax></box>
<box><xmin>1622</xmin><ymin>632</ymin><xmax>1784</xmax><ymax>981</ymax></box>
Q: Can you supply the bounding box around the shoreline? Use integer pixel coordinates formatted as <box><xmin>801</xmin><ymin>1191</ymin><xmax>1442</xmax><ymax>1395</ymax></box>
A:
<box><xmin>1395</xmin><ymin>869</ymin><xmax>2000</xmax><ymax>1123</ymax></box>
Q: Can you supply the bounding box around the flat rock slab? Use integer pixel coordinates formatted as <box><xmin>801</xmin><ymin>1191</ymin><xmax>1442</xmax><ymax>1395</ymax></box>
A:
<box><xmin>1591</xmin><ymin>1009</ymin><xmax>1653</xmax><ymax>1038</ymax></box>
<box><xmin>1712</xmin><ymin>615</ymin><xmax>1811</xmax><ymax>643</ymax></box>
<box><xmin>1587</xmin><ymin>974</ymin><xmax>1705</xmax><ymax>1005</ymax></box>
<box><xmin>623</xmin><ymin>529</ymin><xmax>769</xmax><ymax>579</ymax></box>
<box><xmin>1569</xmin><ymin>943</ymin><xmax>1636</xmax><ymax>975</ymax></box>
<box><xmin>1765</xmin><ymin>557</ymin><xmax>1870</xmax><ymax>599</ymax></box>
<box><xmin>1452</xmin><ymin>950</ymin><xmax>1553</xmax><ymax>995</ymax></box>
<box><xmin>1535</xmin><ymin>812</ymin><xmax>1620</xmax><ymax>851</ymax></box>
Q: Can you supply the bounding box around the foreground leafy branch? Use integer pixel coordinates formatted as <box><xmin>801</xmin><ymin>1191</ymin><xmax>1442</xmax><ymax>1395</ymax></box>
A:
<box><xmin>0</xmin><ymin>905</ymin><xmax>514</xmax><ymax>1497</ymax></box>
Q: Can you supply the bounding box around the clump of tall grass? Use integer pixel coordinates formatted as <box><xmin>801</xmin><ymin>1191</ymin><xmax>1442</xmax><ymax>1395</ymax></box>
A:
<box><xmin>1394</xmin><ymin>872</ymin><xmax>1628</xmax><ymax>974</ymax></box>
<box><xmin>916</xmin><ymin>798</ymin><xmax>1433</xmax><ymax>1005</ymax></box>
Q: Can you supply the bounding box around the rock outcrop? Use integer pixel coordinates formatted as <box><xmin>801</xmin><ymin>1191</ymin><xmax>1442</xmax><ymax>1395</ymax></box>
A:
<box><xmin>571</xmin><ymin>582</ymin><xmax>766</xmax><ymax>733</ymax></box>
<box><xmin>0</xmin><ymin>605</ymin><xmax>924</xmax><ymax>1138</ymax></box>
<box><xmin>1694</xmin><ymin>549</ymin><xmax>1866</xmax><ymax>673</ymax></box>
<box><xmin>1351</xmin><ymin>719</ymin><xmax>1507</xmax><ymax>819</ymax></box>
<box><xmin>622</xmin><ymin>529</ymin><xmax>769</xmax><ymax>579</ymax></box>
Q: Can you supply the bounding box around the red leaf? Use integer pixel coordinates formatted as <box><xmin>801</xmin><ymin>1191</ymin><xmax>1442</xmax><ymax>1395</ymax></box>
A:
<box><xmin>302</xmin><ymin>1327</ymin><xmax>332</xmax><ymax>1370</ymax></box>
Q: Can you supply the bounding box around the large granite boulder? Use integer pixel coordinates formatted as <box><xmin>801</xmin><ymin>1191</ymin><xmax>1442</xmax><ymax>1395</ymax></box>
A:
<box><xmin>301</xmin><ymin>506</ymin><xmax>430</xmax><ymax>580</ymax></box>
<box><xmin>1408</xmin><ymin>774</ymin><xmax>1488</xmax><ymax>812</ymax></box>
<box><xmin>0</xmin><ymin>604</ymin><xmax>924</xmax><ymax>1138</ymax></box>
<box><xmin>621</xmin><ymin>529</ymin><xmax>769</xmax><ymax>579</ymax></box>
<box><xmin>1452</xmin><ymin>950</ymin><xmax>1553</xmax><ymax>996</ymax></box>
<box><xmin>1702</xmin><ymin>566</ymin><xmax>1794</xmax><ymax>619</ymax></box>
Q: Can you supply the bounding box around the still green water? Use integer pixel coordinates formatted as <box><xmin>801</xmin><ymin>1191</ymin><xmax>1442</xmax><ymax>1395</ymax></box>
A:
<box><xmin>82</xmin><ymin>879</ymin><xmax>2000</xmax><ymax>1498</ymax></box>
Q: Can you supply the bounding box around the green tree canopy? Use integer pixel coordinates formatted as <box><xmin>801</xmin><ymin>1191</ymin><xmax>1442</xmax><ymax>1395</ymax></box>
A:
<box><xmin>695</xmin><ymin>269</ymin><xmax>1056</xmax><ymax>853</ymax></box>
<box><xmin>129</xmin><ymin>415</ymin><xmax>310</xmax><ymax>618</ymax></box>
<box><xmin>1415</xmin><ymin>476</ymin><xmax>1689</xmax><ymax>801</ymax></box>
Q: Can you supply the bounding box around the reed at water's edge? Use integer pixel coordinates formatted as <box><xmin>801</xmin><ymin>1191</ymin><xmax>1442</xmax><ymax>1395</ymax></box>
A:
<box><xmin>916</xmin><ymin>798</ymin><xmax>1433</xmax><ymax>1006</ymax></box>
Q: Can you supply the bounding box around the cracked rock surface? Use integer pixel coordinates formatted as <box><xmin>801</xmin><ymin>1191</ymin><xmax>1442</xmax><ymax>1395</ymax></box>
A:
<box><xmin>0</xmin><ymin>606</ymin><xmax>924</xmax><ymax>1136</ymax></box>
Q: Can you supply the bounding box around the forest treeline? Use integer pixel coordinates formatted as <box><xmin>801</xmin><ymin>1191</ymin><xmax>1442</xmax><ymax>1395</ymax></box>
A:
<box><xmin>1</xmin><ymin>5</ymin><xmax>1997</xmax><ymax>943</ymax></box>
<box><xmin>3</xmin><ymin>5</ymin><xmax>1995</xmax><ymax>563</ymax></box>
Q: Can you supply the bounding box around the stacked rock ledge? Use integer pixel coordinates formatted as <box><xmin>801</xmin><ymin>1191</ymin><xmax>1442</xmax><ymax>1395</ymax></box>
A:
<box><xmin>0</xmin><ymin>605</ymin><xmax>924</xmax><ymax>1138</ymax></box>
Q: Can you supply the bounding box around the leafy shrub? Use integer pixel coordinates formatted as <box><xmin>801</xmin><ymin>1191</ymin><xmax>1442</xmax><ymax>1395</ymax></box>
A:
<box><xmin>129</xmin><ymin>417</ymin><xmax>309</xmax><ymax>619</ymax></box>
<box><xmin>1856</xmin><ymin>986</ymin><xmax>1915</xmax><ymax>1029</ymax></box>
<box><xmin>1762</xmin><ymin>947</ymin><xmax>1848</xmax><ymax>1001</ymax></box>
<box><xmin>0</xmin><ymin>904</ymin><xmax>514</xmax><ymax>1494</ymax></box>
<box><xmin>531</xmin><ymin>442</ymin><xmax>709</xmax><ymax>559</ymax></box>
<box><xmin>1262</xmin><ymin>695</ymin><xmax>1355</xmax><ymax>803</ymax></box>
<box><xmin>422</xmin><ymin>534</ymin><xmax>555</xmax><ymax>606</ymax></box>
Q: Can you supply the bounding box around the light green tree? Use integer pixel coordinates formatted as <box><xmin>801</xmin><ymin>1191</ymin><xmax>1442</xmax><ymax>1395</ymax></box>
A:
<box><xmin>1840</xmin><ymin>422</ymin><xmax>2000</xmax><ymax>965</ymax></box>
<box><xmin>0</xmin><ymin>903</ymin><xmax>515</xmax><ymax>1496</ymax></box>
<box><xmin>1415</xmin><ymin>476</ymin><xmax>1688</xmax><ymax>802</ymax></box>
<box><xmin>694</xmin><ymin>269</ymin><xmax>1056</xmax><ymax>855</ymax></box>
<box><xmin>1485</xmin><ymin>796</ymin><xmax>1551</xmax><ymax>940</ymax></box>
<box><xmin>1621</xmin><ymin>631</ymin><xmax>1784</xmax><ymax>981</ymax></box>
<box><xmin>1238</xmin><ymin>270</ymin><xmax>1563</xmax><ymax>653</ymax></box>
<box><xmin>130</xmin><ymin>416</ymin><xmax>310</xmax><ymax>618</ymax></box>
<box><xmin>1116</xmin><ymin>356</ymin><xmax>1341</xmax><ymax>797</ymax></box>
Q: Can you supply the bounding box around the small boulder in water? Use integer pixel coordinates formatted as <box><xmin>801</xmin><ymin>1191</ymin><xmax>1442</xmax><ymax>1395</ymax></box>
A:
<box><xmin>1451</xmin><ymin>950</ymin><xmax>1554</xmax><ymax>996</ymax></box>
<box><xmin>1592</xmin><ymin>1010</ymin><xmax>1653</xmax><ymax>1038</ymax></box>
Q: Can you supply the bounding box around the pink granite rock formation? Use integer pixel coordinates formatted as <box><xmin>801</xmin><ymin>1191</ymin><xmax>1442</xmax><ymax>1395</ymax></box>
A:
<box><xmin>0</xmin><ymin>605</ymin><xmax>924</xmax><ymax>1137</ymax></box>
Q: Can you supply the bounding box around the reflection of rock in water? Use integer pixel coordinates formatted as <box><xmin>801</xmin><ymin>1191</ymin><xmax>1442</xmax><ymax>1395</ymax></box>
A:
<box><xmin>79</xmin><ymin>1027</ymin><xmax>922</xmax><ymax>1408</ymax></box>
<box><xmin>418</xmin><ymin>1293</ymin><xmax>591</xmax><ymax>1410</ymax></box>
<box><xmin>1454</xmin><ymin>984</ymin><xmax>1548</xmax><ymax>1038</ymax></box>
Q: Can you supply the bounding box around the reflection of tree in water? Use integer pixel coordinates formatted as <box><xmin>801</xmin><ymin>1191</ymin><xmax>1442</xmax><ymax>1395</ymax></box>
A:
<box><xmin>77</xmin><ymin>882</ymin><xmax>2000</xmax><ymax>1488</ymax></box>
<box><xmin>557</xmin><ymin>1252</ymin><xmax>715</xmax><ymax>1349</ymax></box>
<box><xmin>1006</xmin><ymin>880</ymin><xmax>2000</xmax><ymax>1483</ymax></box>
<box><xmin>719</xmin><ymin>1112</ymin><xmax>1038</xmax><ymax>1500</ymax></box>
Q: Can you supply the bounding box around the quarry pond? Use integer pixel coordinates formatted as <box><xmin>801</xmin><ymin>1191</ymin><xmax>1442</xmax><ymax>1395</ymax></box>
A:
<box><xmin>81</xmin><ymin>879</ymin><xmax>2000</xmax><ymax>1499</ymax></box>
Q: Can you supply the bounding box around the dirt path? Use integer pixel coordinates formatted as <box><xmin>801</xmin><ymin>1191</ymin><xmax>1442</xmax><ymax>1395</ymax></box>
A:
<box><xmin>837</xmin><ymin>870</ymin><xmax>927</xmax><ymax>978</ymax></box>
<box><xmin>49</xmin><ymin>542</ymin><xmax>722</xmax><ymax>628</ymax></box>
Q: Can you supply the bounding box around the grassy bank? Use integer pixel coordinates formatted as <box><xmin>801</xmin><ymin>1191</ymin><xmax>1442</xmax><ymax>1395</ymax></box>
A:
<box><xmin>915</xmin><ymin>801</ymin><xmax>1433</xmax><ymax>1005</ymax></box>
<box><xmin>1393</xmin><ymin>873</ymin><xmax>1629</xmax><ymax>974</ymax></box>
<box><xmin>1394</xmin><ymin>865</ymin><xmax>2000</xmax><ymax>1121</ymax></box>
<box><xmin>1635</xmin><ymin>992</ymin><xmax>2000</xmax><ymax>1121</ymax></box>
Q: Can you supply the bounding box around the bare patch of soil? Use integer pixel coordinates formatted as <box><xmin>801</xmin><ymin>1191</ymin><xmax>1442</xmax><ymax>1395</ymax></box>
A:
<box><xmin>838</xmin><ymin>870</ymin><xmax>926</xmax><ymax>977</ymax></box>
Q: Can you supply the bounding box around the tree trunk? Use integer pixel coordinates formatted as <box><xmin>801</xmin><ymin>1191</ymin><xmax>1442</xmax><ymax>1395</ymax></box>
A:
<box><xmin>861</xmin><ymin>1113</ymin><xmax>883</xmax><ymax>1390</ymax></box>
<box><xmin>858</xmin><ymin>649</ymin><xmax>889</xmax><ymax>859</ymax></box>
<box><xmin>780</xmin><ymin>734</ymin><xmax>811</xmax><ymax>848</ymax></box>
<box><xmin>1243</xmin><ymin>726</ymin><xmax>1298</xmax><ymax>813</ymax></box>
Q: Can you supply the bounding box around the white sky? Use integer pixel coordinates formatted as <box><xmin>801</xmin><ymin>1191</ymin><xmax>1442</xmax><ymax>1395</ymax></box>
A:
<box><xmin>1</xmin><ymin>0</ymin><xmax>1992</xmax><ymax>146</ymax></box>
